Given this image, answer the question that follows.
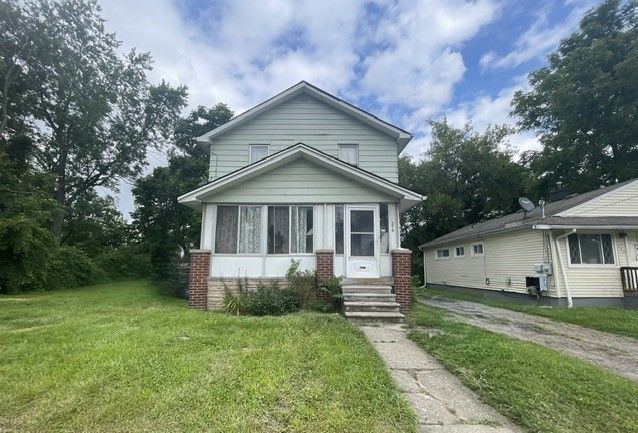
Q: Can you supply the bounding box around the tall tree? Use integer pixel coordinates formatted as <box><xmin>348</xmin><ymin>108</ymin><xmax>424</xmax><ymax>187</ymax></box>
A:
<box><xmin>133</xmin><ymin>104</ymin><xmax>233</xmax><ymax>277</ymax></box>
<box><xmin>399</xmin><ymin>120</ymin><xmax>528</xmax><ymax>282</ymax></box>
<box><xmin>1</xmin><ymin>0</ymin><xmax>188</xmax><ymax>237</ymax></box>
<box><xmin>513</xmin><ymin>0</ymin><xmax>638</xmax><ymax>194</ymax></box>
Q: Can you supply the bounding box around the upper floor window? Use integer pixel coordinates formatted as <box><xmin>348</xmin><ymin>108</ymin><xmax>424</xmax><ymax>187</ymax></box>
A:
<box><xmin>455</xmin><ymin>246</ymin><xmax>465</xmax><ymax>258</ymax></box>
<box><xmin>436</xmin><ymin>249</ymin><xmax>450</xmax><ymax>259</ymax></box>
<box><xmin>568</xmin><ymin>233</ymin><xmax>615</xmax><ymax>265</ymax></box>
<box><xmin>338</xmin><ymin>144</ymin><xmax>359</xmax><ymax>166</ymax></box>
<box><xmin>249</xmin><ymin>144</ymin><xmax>269</xmax><ymax>164</ymax></box>
<box><xmin>472</xmin><ymin>243</ymin><xmax>484</xmax><ymax>256</ymax></box>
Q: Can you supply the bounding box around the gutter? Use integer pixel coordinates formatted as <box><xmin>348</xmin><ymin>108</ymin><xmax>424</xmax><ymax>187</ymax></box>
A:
<box><xmin>553</xmin><ymin>229</ymin><xmax>576</xmax><ymax>308</ymax></box>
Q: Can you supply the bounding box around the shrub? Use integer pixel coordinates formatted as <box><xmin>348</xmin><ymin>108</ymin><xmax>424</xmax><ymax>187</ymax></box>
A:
<box><xmin>285</xmin><ymin>259</ymin><xmax>321</xmax><ymax>309</ymax></box>
<box><xmin>319</xmin><ymin>276</ymin><xmax>343</xmax><ymax>310</ymax></box>
<box><xmin>47</xmin><ymin>246</ymin><xmax>105</xmax><ymax>291</ymax></box>
<box><xmin>93</xmin><ymin>247</ymin><xmax>152</xmax><ymax>280</ymax></box>
<box><xmin>0</xmin><ymin>216</ymin><xmax>55</xmax><ymax>293</ymax></box>
<box><xmin>223</xmin><ymin>279</ymin><xmax>300</xmax><ymax>316</ymax></box>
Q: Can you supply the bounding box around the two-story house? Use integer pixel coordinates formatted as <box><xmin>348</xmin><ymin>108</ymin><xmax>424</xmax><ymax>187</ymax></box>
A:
<box><xmin>179</xmin><ymin>82</ymin><xmax>423</xmax><ymax>318</ymax></box>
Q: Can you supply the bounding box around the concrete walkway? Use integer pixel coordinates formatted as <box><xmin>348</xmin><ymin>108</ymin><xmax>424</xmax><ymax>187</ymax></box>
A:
<box><xmin>359</xmin><ymin>324</ymin><xmax>524</xmax><ymax>433</ymax></box>
<box><xmin>420</xmin><ymin>297</ymin><xmax>638</xmax><ymax>382</ymax></box>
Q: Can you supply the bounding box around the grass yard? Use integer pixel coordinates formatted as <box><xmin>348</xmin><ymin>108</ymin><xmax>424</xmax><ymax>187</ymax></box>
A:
<box><xmin>416</xmin><ymin>286</ymin><xmax>638</xmax><ymax>339</ymax></box>
<box><xmin>0</xmin><ymin>280</ymin><xmax>416</xmax><ymax>433</ymax></box>
<box><xmin>408</xmin><ymin>302</ymin><xmax>638</xmax><ymax>433</ymax></box>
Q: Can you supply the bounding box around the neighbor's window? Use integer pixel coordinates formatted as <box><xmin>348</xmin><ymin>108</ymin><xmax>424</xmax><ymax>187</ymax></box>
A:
<box><xmin>215</xmin><ymin>206</ymin><xmax>238</xmax><ymax>253</ymax></box>
<box><xmin>338</xmin><ymin>144</ymin><xmax>359</xmax><ymax>166</ymax></box>
<box><xmin>472</xmin><ymin>243</ymin><xmax>484</xmax><ymax>256</ymax></box>
<box><xmin>568</xmin><ymin>233</ymin><xmax>615</xmax><ymax>265</ymax></box>
<box><xmin>249</xmin><ymin>144</ymin><xmax>269</xmax><ymax>164</ymax></box>
<box><xmin>436</xmin><ymin>249</ymin><xmax>450</xmax><ymax>259</ymax></box>
<box><xmin>455</xmin><ymin>246</ymin><xmax>465</xmax><ymax>257</ymax></box>
<box><xmin>380</xmin><ymin>203</ymin><xmax>389</xmax><ymax>253</ymax></box>
<box><xmin>267</xmin><ymin>205</ymin><xmax>314</xmax><ymax>254</ymax></box>
<box><xmin>335</xmin><ymin>204</ymin><xmax>344</xmax><ymax>254</ymax></box>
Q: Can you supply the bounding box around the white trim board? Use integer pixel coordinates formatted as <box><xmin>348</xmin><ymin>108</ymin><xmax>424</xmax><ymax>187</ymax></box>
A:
<box><xmin>195</xmin><ymin>81</ymin><xmax>413</xmax><ymax>154</ymax></box>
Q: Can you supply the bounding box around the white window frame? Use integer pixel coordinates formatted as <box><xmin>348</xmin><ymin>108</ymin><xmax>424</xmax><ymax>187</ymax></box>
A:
<box><xmin>338</xmin><ymin>143</ymin><xmax>359</xmax><ymax>166</ymax></box>
<box><xmin>266</xmin><ymin>205</ymin><xmax>315</xmax><ymax>256</ymax></box>
<box><xmin>471</xmin><ymin>243</ymin><xmax>484</xmax><ymax>256</ymax></box>
<box><xmin>249</xmin><ymin>144</ymin><xmax>269</xmax><ymax>164</ymax></box>
<box><xmin>566</xmin><ymin>231</ymin><xmax>618</xmax><ymax>268</ymax></box>
<box><xmin>454</xmin><ymin>245</ymin><xmax>465</xmax><ymax>258</ymax></box>
<box><xmin>435</xmin><ymin>249</ymin><xmax>450</xmax><ymax>260</ymax></box>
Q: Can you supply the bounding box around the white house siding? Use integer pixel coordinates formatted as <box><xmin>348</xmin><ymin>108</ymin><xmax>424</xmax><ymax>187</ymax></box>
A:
<box><xmin>424</xmin><ymin>229</ymin><xmax>555</xmax><ymax>296</ymax></box>
<box><xmin>204</xmin><ymin>158</ymin><xmax>398</xmax><ymax>204</ymax></box>
<box><xmin>558</xmin><ymin>179</ymin><xmax>638</xmax><ymax>217</ymax></box>
<box><xmin>209</xmin><ymin>94</ymin><xmax>399</xmax><ymax>182</ymax></box>
<box><xmin>552</xmin><ymin>229</ymin><xmax>628</xmax><ymax>298</ymax></box>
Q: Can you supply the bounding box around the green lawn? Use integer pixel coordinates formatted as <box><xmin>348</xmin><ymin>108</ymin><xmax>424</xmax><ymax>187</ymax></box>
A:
<box><xmin>407</xmin><ymin>303</ymin><xmax>638</xmax><ymax>433</ymax></box>
<box><xmin>0</xmin><ymin>280</ymin><xmax>416</xmax><ymax>433</ymax></box>
<box><xmin>417</xmin><ymin>286</ymin><xmax>638</xmax><ymax>339</ymax></box>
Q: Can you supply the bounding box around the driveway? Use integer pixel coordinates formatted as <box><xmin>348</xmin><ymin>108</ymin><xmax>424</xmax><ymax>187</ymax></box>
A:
<box><xmin>419</xmin><ymin>297</ymin><xmax>638</xmax><ymax>382</ymax></box>
<box><xmin>359</xmin><ymin>324</ymin><xmax>525</xmax><ymax>432</ymax></box>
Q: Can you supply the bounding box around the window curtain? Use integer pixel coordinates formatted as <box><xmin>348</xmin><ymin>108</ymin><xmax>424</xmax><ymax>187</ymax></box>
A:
<box><xmin>268</xmin><ymin>206</ymin><xmax>289</xmax><ymax>254</ymax></box>
<box><xmin>215</xmin><ymin>206</ymin><xmax>238</xmax><ymax>253</ymax></box>
<box><xmin>291</xmin><ymin>206</ymin><xmax>313</xmax><ymax>253</ymax></box>
<box><xmin>238</xmin><ymin>206</ymin><xmax>262</xmax><ymax>253</ymax></box>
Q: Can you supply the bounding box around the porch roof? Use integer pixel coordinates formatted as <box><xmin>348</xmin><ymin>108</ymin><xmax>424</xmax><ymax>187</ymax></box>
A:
<box><xmin>178</xmin><ymin>143</ymin><xmax>424</xmax><ymax>210</ymax></box>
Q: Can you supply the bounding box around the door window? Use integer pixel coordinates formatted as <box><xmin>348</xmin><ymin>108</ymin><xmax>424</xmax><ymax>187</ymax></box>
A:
<box><xmin>350</xmin><ymin>209</ymin><xmax>374</xmax><ymax>256</ymax></box>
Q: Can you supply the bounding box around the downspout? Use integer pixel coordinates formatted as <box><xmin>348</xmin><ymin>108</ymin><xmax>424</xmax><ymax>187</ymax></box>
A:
<box><xmin>554</xmin><ymin>229</ymin><xmax>576</xmax><ymax>308</ymax></box>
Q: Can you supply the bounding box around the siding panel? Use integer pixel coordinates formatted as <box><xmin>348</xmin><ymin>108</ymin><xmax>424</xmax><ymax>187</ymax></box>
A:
<box><xmin>559</xmin><ymin>180</ymin><xmax>638</xmax><ymax>216</ymax></box>
<box><xmin>205</xmin><ymin>158</ymin><xmax>396</xmax><ymax>204</ymax></box>
<box><xmin>209</xmin><ymin>95</ymin><xmax>399</xmax><ymax>182</ymax></box>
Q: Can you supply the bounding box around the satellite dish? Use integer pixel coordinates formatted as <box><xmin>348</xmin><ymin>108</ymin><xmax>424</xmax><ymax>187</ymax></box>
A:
<box><xmin>519</xmin><ymin>197</ymin><xmax>535</xmax><ymax>213</ymax></box>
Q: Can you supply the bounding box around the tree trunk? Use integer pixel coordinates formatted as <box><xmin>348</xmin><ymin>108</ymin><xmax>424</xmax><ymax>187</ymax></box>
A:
<box><xmin>50</xmin><ymin>133</ymin><xmax>68</xmax><ymax>239</ymax></box>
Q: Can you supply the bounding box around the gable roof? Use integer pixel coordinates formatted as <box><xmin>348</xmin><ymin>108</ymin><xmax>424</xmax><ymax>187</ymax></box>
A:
<box><xmin>196</xmin><ymin>81</ymin><xmax>413</xmax><ymax>153</ymax></box>
<box><xmin>421</xmin><ymin>178</ymin><xmax>638</xmax><ymax>248</ymax></box>
<box><xmin>178</xmin><ymin>143</ymin><xmax>424</xmax><ymax>209</ymax></box>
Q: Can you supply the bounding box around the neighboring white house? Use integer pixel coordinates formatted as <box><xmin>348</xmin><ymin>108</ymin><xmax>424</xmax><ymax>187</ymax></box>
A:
<box><xmin>421</xmin><ymin>179</ymin><xmax>638</xmax><ymax>307</ymax></box>
<box><xmin>179</xmin><ymin>81</ymin><xmax>423</xmax><ymax>315</ymax></box>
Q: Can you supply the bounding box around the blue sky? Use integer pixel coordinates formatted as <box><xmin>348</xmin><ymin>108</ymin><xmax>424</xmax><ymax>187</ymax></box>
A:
<box><xmin>96</xmin><ymin>0</ymin><xmax>600</xmax><ymax>216</ymax></box>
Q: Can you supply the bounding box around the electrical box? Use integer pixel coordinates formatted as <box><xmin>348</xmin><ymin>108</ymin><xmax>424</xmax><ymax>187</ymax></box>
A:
<box><xmin>538</xmin><ymin>275</ymin><xmax>548</xmax><ymax>292</ymax></box>
<box><xmin>534</xmin><ymin>263</ymin><xmax>553</xmax><ymax>275</ymax></box>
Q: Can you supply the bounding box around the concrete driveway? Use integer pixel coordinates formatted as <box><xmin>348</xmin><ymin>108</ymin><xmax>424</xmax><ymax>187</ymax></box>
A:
<box><xmin>420</xmin><ymin>297</ymin><xmax>638</xmax><ymax>381</ymax></box>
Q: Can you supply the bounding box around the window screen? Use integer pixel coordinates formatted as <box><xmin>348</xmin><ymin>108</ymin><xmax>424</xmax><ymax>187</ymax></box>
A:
<box><xmin>267</xmin><ymin>206</ymin><xmax>289</xmax><ymax>254</ymax></box>
<box><xmin>291</xmin><ymin>206</ymin><xmax>313</xmax><ymax>253</ymax></box>
<box><xmin>568</xmin><ymin>233</ymin><xmax>615</xmax><ymax>265</ymax></box>
<box><xmin>238</xmin><ymin>206</ymin><xmax>262</xmax><ymax>253</ymax></box>
<box><xmin>215</xmin><ymin>206</ymin><xmax>238</xmax><ymax>253</ymax></box>
<box><xmin>250</xmin><ymin>145</ymin><xmax>269</xmax><ymax>164</ymax></box>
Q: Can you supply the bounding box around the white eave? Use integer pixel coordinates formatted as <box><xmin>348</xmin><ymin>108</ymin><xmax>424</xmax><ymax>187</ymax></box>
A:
<box><xmin>195</xmin><ymin>81</ymin><xmax>413</xmax><ymax>154</ymax></box>
<box><xmin>178</xmin><ymin>143</ymin><xmax>424</xmax><ymax>210</ymax></box>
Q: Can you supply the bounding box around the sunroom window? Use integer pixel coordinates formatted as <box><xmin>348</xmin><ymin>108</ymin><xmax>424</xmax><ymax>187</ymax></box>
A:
<box><xmin>215</xmin><ymin>205</ymin><xmax>262</xmax><ymax>254</ymax></box>
<box><xmin>267</xmin><ymin>205</ymin><xmax>314</xmax><ymax>254</ymax></box>
<box><xmin>568</xmin><ymin>233</ymin><xmax>614</xmax><ymax>265</ymax></box>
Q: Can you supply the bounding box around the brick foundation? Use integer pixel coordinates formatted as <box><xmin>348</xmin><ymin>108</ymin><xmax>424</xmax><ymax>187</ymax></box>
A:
<box><xmin>188</xmin><ymin>250</ymin><xmax>211</xmax><ymax>309</ymax></box>
<box><xmin>315</xmin><ymin>249</ymin><xmax>334</xmax><ymax>302</ymax></box>
<box><xmin>392</xmin><ymin>248</ymin><xmax>412</xmax><ymax>313</ymax></box>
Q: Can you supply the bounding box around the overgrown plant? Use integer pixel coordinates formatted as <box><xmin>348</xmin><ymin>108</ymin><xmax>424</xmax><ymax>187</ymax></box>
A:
<box><xmin>222</xmin><ymin>277</ymin><xmax>299</xmax><ymax>316</ymax></box>
<box><xmin>320</xmin><ymin>276</ymin><xmax>343</xmax><ymax>310</ymax></box>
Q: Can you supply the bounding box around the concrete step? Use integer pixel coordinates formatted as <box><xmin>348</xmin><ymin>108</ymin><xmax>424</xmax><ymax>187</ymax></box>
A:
<box><xmin>342</xmin><ymin>285</ymin><xmax>392</xmax><ymax>295</ymax></box>
<box><xmin>345</xmin><ymin>311</ymin><xmax>405</xmax><ymax>324</ymax></box>
<box><xmin>342</xmin><ymin>293</ymin><xmax>397</xmax><ymax>303</ymax></box>
<box><xmin>343</xmin><ymin>301</ymin><xmax>400</xmax><ymax>313</ymax></box>
<box><xmin>342</xmin><ymin>278</ymin><xmax>393</xmax><ymax>286</ymax></box>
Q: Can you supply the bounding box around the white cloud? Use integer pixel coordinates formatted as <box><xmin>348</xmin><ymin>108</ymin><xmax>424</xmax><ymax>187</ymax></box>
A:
<box><xmin>479</xmin><ymin>0</ymin><xmax>597</xmax><ymax>70</ymax></box>
<box><xmin>362</xmin><ymin>0</ymin><xmax>500</xmax><ymax>113</ymax></box>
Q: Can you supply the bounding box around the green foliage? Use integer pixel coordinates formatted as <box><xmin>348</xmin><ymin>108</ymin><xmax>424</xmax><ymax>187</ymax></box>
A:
<box><xmin>93</xmin><ymin>247</ymin><xmax>152</xmax><ymax>281</ymax></box>
<box><xmin>319</xmin><ymin>276</ymin><xmax>344</xmax><ymax>310</ymax></box>
<box><xmin>513</xmin><ymin>0</ymin><xmax>638</xmax><ymax>194</ymax></box>
<box><xmin>0</xmin><ymin>215</ymin><xmax>56</xmax><ymax>293</ymax></box>
<box><xmin>223</xmin><ymin>279</ymin><xmax>300</xmax><ymax>316</ymax></box>
<box><xmin>46</xmin><ymin>246</ymin><xmax>105</xmax><ymax>291</ymax></box>
<box><xmin>285</xmin><ymin>259</ymin><xmax>319</xmax><ymax>308</ymax></box>
<box><xmin>399</xmin><ymin>120</ymin><xmax>528</xmax><ymax>282</ymax></box>
<box><xmin>133</xmin><ymin>104</ymin><xmax>233</xmax><ymax>282</ymax></box>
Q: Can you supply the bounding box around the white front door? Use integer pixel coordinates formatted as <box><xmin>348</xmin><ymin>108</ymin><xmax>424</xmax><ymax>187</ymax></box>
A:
<box><xmin>345</xmin><ymin>205</ymin><xmax>379</xmax><ymax>278</ymax></box>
